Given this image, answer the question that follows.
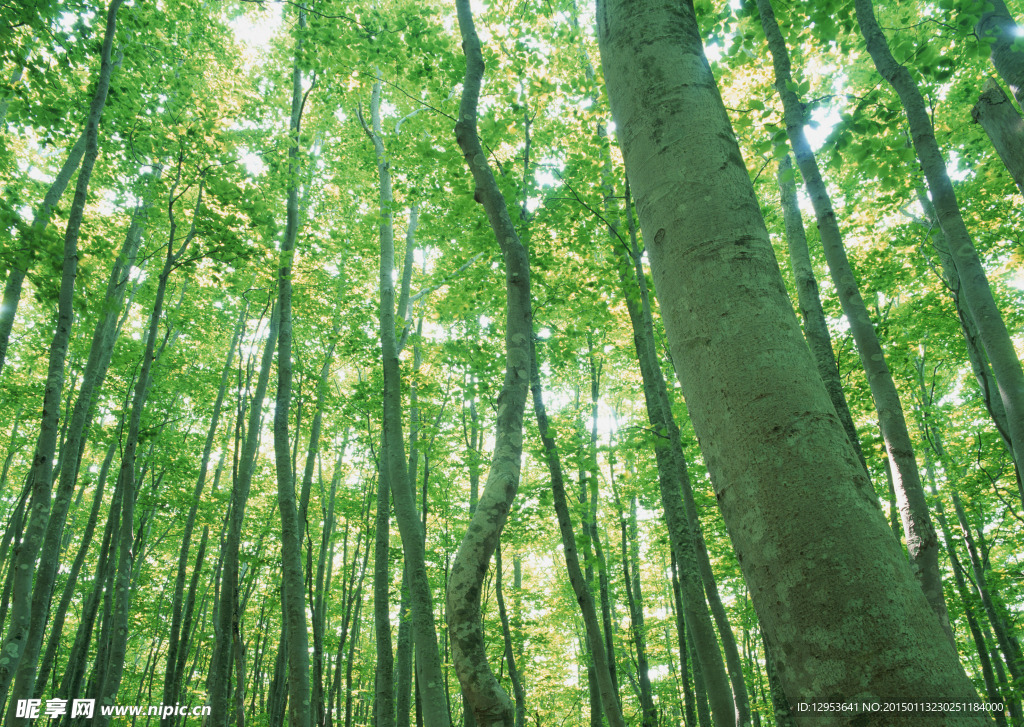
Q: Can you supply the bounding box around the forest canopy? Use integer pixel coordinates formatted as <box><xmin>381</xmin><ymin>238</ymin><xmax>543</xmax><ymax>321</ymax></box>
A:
<box><xmin>0</xmin><ymin>0</ymin><xmax>1023</xmax><ymax>725</ymax></box>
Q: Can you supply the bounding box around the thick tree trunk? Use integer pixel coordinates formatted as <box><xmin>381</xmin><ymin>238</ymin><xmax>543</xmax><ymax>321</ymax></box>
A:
<box><xmin>447</xmin><ymin>2</ymin><xmax>534</xmax><ymax>725</ymax></box>
<box><xmin>759</xmin><ymin>0</ymin><xmax>951</xmax><ymax>638</ymax></box>
<box><xmin>626</xmin><ymin>182</ymin><xmax>746</xmax><ymax>727</ymax></box>
<box><xmin>857</xmin><ymin>0</ymin><xmax>1024</xmax><ymax>479</ymax></box>
<box><xmin>972</xmin><ymin>78</ymin><xmax>1024</xmax><ymax>196</ymax></box>
<box><xmin>596</xmin><ymin>0</ymin><xmax>985</xmax><ymax>721</ymax></box>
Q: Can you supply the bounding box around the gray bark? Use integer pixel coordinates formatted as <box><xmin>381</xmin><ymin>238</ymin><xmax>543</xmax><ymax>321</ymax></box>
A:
<box><xmin>273</xmin><ymin>8</ymin><xmax>312</xmax><ymax>727</ymax></box>
<box><xmin>596</xmin><ymin>0</ymin><xmax>985</xmax><ymax>719</ymax></box>
<box><xmin>760</xmin><ymin>0</ymin><xmax>951</xmax><ymax>638</ymax></box>
<box><xmin>975</xmin><ymin>0</ymin><xmax>1024</xmax><ymax>109</ymax></box>
<box><xmin>528</xmin><ymin>341</ymin><xmax>624</xmax><ymax>727</ymax></box>
<box><xmin>447</xmin><ymin>1</ymin><xmax>535</xmax><ymax>724</ymax></box>
<box><xmin>972</xmin><ymin>78</ymin><xmax>1024</xmax><ymax>196</ymax></box>
<box><xmin>776</xmin><ymin>154</ymin><xmax>866</xmax><ymax>470</ymax></box>
<box><xmin>359</xmin><ymin>72</ymin><xmax>450</xmax><ymax>727</ymax></box>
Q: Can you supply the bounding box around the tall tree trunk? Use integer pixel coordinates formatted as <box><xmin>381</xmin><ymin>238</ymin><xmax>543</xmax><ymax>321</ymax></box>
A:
<box><xmin>596</xmin><ymin>0</ymin><xmax>984</xmax><ymax>720</ymax></box>
<box><xmin>95</xmin><ymin>172</ymin><xmax>200</xmax><ymax>723</ymax></box>
<box><xmin>209</xmin><ymin>301</ymin><xmax>280</xmax><ymax>726</ymax></box>
<box><xmin>0</xmin><ymin>0</ymin><xmax>123</xmax><ymax>708</ymax></box>
<box><xmin>776</xmin><ymin>154</ymin><xmax>866</xmax><ymax>469</ymax></box>
<box><xmin>618</xmin><ymin>497</ymin><xmax>656</xmax><ymax>727</ymax></box>
<box><xmin>527</xmin><ymin>342</ymin><xmax>624</xmax><ymax>727</ymax></box>
<box><xmin>34</xmin><ymin>439</ymin><xmax>115</xmax><ymax>697</ymax></box>
<box><xmin>19</xmin><ymin>171</ymin><xmax>152</xmax><ymax>705</ymax></box>
<box><xmin>360</xmin><ymin>72</ymin><xmax>449</xmax><ymax>727</ymax></box>
<box><xmin>273</xmin><ymin>8</ymin><xmax>312</xmax><ymax>727</ymax></box>
<box><xmin>493</xmin><ymin>541</ymin><xmax>525</xmax><ymax>727</ymax></box>
<box><xmin>668</xmin><ymin>554</ymin><xmax>696</xmax><ymax>727</ymax></box>
<box><xmin>162</xmin><ymin>306</ymin><xmax>244</xmax><ymax>723</ymax></box>
<box><xmin>857</xmin><ymin>0</ymin><xmax>1024</xmax><ymax>478</ymax></box>
<box><xmin>758</xmin><ymin>0</ymin><xmax>951</xmax><ymax>637</ymax></box>
<box><xmin>912</xmin><ymin>188</ymin><xmax>1022</xmax><ymax>498</ymax></box>
<box><xmin>0</xmin><ymin>128</ymin><xmax>87</xmax><ymax>378</ymax></box>
<box><xmin>447</xmin><ymin>2</ymin><xmax>535</xmax><ymax>725</ymax></box>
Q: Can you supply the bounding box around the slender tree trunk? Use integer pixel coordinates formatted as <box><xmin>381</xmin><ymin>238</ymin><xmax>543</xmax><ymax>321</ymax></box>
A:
<box><xmin>493</xmin><ymin>541</ymin><xmax>525</xmax><ymax>727</ymax></box>
<box><xmin>22</xmin><ymin>175</ymin><xmax>151</xmax><ymax>701</ymax></box>
<box><xmin>668</xmin><ymin>554</ymin><xmax>696</xmax><ymax>727</ymax></box>
<box><xmin>758</xmin><ymin>0</ymin><xmax>951</xmax><ymax>638</ymax></box>
<box><xmin>0</xmin><ymin>127</ymin><xmax>87</xmax><ymax>378</ymax></box>
<box><xmin>776</xmin><ymin>154</ymin><xmax>866</xmax><ymax>468</ymax></box>
<box><xmin>527</xmin><ymin>342</ymin><xmax>624</xmax><ymax>727</ymax></box>
<box><xmin>857</xmin><ymin>0</ymin><xmax>1024</xmax><ymax>478</ymax></box>
<box><xmin>360</xmin><ymin>72</ymin><xmax>449</xmax><ymax>727</ymax></box>
<box><xmin>209</xmin><ymin>302</ymin><xmax>279</xmax><ymax>726</ymax></box>
<box><xmin>919</xmin><ymin>425</ymin><xmax>1014</xmax><ymax>723</ymax></box>
<box><xmin>596</xmin><ymin>0</ymin><xmax>984</xmax><ymax>719</ymax></box>
<box><xmin>273</xmin><ymin>9</ymin><xmax>312</xmax><ymax>727</ymax></box>
<box><xmin>162</xmin><ymin>307</ymin><xmax>243</xmax><ymax>723</ymax></box>
<box><xmin>34</xmin><ymin>439</ymin><xmax>115</xmax><ymax>697</ymax></box>
<box><xmin>447</xmin><ymin>2</ymin><xmax>535</xmax><ymax>725</ymax></box>
<box><xmin>619</xmin><ymin>498</ymin><xmax>656</xmax><ymax>727</ymax></box>
<box><xmin>0</xmin><ymin>0</ymin><xmax>123</xmax><ymax>709</ymax></box>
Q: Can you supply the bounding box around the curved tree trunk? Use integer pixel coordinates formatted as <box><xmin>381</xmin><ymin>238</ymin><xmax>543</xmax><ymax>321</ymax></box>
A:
<box><xmin>596</xmin><ymin>0</ymin><xmax>985</xmax><ymax>720</ymax></box>
<box><xmin>972</xmin><ymin>78</ymin><xmax>1024</xmax><ymax>196</ymax></box>
<box><xmin>447</xmin><ymin>1</ymin><xmax>534</xmax><ymax>725</ymax></box>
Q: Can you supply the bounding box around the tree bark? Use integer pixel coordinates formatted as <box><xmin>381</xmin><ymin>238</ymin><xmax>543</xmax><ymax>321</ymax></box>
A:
<box><xmin>162</xmin><ymin>305</ymin><xmax>244</xmax><ymax>723</ymax></box>
<box><xmin>493</xmin><ymin>541</ymin><xmax>525</xmax><ymax>727</ymax></box>
<box><xmin>596</xmin><ymin>0</ymin><xmax>985</xmax><ymax>720</ymax></box>
<box><xmin>975</xmin><ymin>0</ymin><xmax>1024</xmax><ymax>109</ymax></box>
<box><xmin>360</xmin><ymin>71</ymin><xmax>450</xmax><ymax>727</ymax></box>
<box><xmin>972</xmin><ymin>77</ymin><xmax>1024</xmax><ymax>196</ymax></box>
<box><xmin>447</xmin><ymin>1</ymin><xmax>535</xmax><ymax>725</ymax></box>
<box><xmin>0</xmin><ymin>0</ymin><xmax>123</xmax><ymax>708</ymax></box>
<box><xmin>527</xmin><ymin>341</ymin><xmax>624</xmax><ymax>727</ymax></box>
<box><xmin>759</xmin><ymin>0</ymin><xmax>951</xmax><ymax>638</ymax></box>
<box><xmin>273</xmin><ymin>8</ymin><xmax>312</xmax><ymax>727</ymax></box>
<box><xmin>208</xmin><ymin>301</ymin><xmax>279</xmax><ymax>727</ymax></box>
<box><xmin>776</xmin><ymin>154</ymin><xmax>866</xmax><ymax>469</ymax></box>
